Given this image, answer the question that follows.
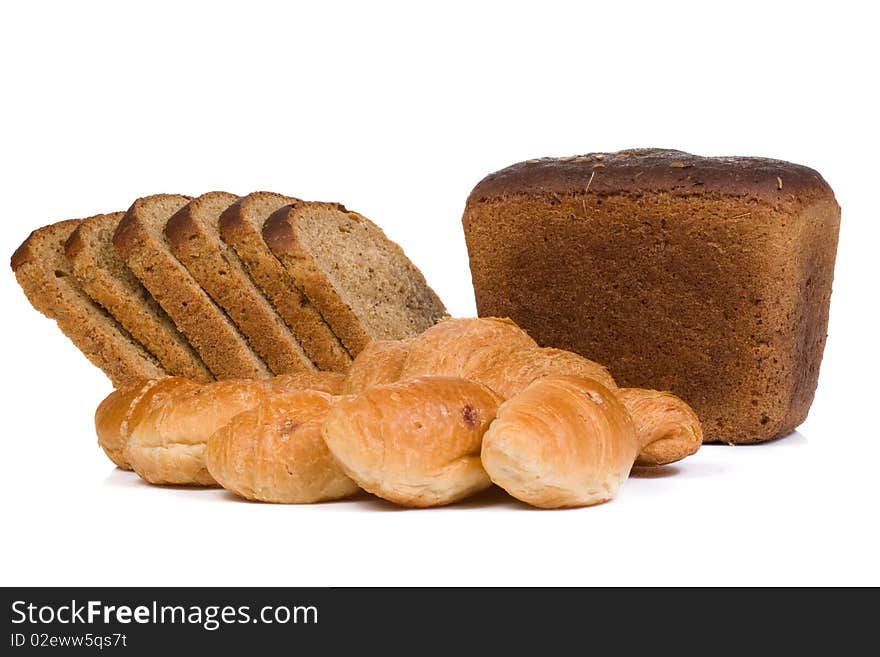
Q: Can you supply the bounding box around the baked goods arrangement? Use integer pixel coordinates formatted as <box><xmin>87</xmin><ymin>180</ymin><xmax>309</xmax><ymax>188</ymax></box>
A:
<box><xmin>94</xmin><ymin>318</ymin><xmax>703</xmax><ymax>508</ymax></box>
<box><xmin>10</xmin><ymin>148</ymin><xmax>840</xmax><ymax>507</ymax></box>
<box><xmin>12</xmin><ymin>192</ymin><xmax>447</xmax><ymax>385</ymax></box>
<box><xmin>463</xmin><ymin>149</ymin><xmax>840</xmax><ymax>444</ymax></box>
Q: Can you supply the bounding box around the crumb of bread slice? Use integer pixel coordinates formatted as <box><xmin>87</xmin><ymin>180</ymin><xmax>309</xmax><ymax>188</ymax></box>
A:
<box><xmin>165</xmin><ymin>192</ymin><xmax>315</xmax><ymax>375</ymax></box>
<box><xmin>113</xmin><ymin>194</ymin><xmax>271</xmax><ymax>379</ymax></box>
<box><xmin>11</xmin><ymin>219</ymin><xmax>166</xmax><ymax>386</ymax></box>
<box><xmin>218</xmin><ymin>192</ymin><xmax>351</xmax><ymax>372</ymax></box>
<box><xmin>263</xmin><ymin>202</ymin><xmax>447</xmax><ymax>355</ymax></box>
<box><xmin>65</xmin><ymin>212</ymin><xmax>212</xmax><ymax>382</ymax></box>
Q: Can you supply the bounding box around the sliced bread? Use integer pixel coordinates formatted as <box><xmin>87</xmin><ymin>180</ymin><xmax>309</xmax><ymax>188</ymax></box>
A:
<box><xmin>113</xmin><ymin>194</ymin><xmax>271</xmax><ymax>379</ymax></box>
<box><xmin>262</xmin><ymin>202</ymin><xmax>447</xmax><ymax>354</ymax></box>
<box><xmin>218</xmin><ymin>192</ymin><xmax>351</xmax><ymax>371</ymax></box>
<box><xmin>65</xmin><ymin>212</ymin><xmax>213</xmax><ymax>382</ymax></box>
<box><xmin>11</xmin><ymin>219</ymin><xmax>166</xmax><ymax>386</ymax></box>
<box><xmin>165</xmin><ymin>192</ymin><xmax>314</xmax><ymax>375</ymax></box>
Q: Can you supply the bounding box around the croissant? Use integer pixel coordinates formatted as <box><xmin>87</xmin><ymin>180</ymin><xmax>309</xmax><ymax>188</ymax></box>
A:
<box><xmin>92</xmin><ymin>317</ymin><xmax>704</xmax><ymax>509</ymax></box>
<box><xmin>475</xmin><ymin>347</ymin><xmax>700</xmax><ymax>466</ymax></box>
<box><xmin>481</xmin><ymin>375</ymin><xmax>639</xmax><ymax>508</ymax></box>
<box><xmin>477</xmin><ymin>346</ymin><xmax>618</xmax><ymax>396</ymax></box>
<box><xmin>379</xmin><ymin>318</ymin><xmax>700</xmax><ymax>467</ymax></box>
<box><xmin>399</xmin><ymin>317</ymin><xmax>537</xmax><ymax>381</ymax></box>
<box><xmin>272</xmin><ymin>371</ymin><xmax>346</xmax><ymax>395</ymax></box>
<box><xmin>95</xmin><ymin>377</ymin><xmax>202</xmax><ymax>470</ymax></box>
<box><xmin>206</xmin><ymin>390</ymin><xmax>359</xmax><ymax>503</ymax></box>
<box><xmin>322</xmin><ymin>376</ymin><xmax>502</xmax><ymax>507</ymax></box>
<box><xmin>125</xmin><ymin>378</ymin><xmax>282</xmax><ymax>486</ymax></box>
<box><xmin>95</xmin><ymin>380</ymin><xmax>152</xmax><ymax>470</ymax></box>
<box><xmin>616</xmin><ymin>388</ymin><xmax>702</xmax><ymax>466</ymax></box>
<box><xmin>96</xmin><ymin>372</ymin><xmax>346</xmax><ymax>484</ymax></box>
<box><xmin>341</xmin><ymin>339</ymin><xmax>410</xmax><ymax>394</ymax></box>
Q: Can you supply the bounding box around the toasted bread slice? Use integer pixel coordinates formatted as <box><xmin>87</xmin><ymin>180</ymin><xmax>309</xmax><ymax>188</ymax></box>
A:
<box><xmin>263</xmin><ymin>202</ymin><xmax>447</xmax><ymax>354</ymax></box>
<box><xmin>113</xmin><ymin>194</ymin><xmax>271</xmax><ymax>379</ymax></box>
<box><xmin>165</xmin><ymin>192</ymin><xmax>314</xmax><ymax>374</ymax></box>
<box><xmin>218</xmin><ymin>192</ymin><xmax>351</xmax><ymax>371</ymax></box>
<box><xmin>65</xmin><ymin>212</ymin><xmax>212</xmax><ymax>381</ymax></box>
<box><xmin>11</xmin><ymin>219</ymin><xmax>166</xmax><ymax>386</ymax></box>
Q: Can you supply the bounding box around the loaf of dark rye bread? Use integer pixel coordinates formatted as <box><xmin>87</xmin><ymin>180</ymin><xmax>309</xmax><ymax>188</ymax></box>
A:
<box><xmin>263</xmin><ymin>202</ymin><xmax>448</xmax><ymax>355</ymax></box>
<box><xmin>113</xmin><ymin>194</ymin><xmax>271</xmax><ymax>379</ymax></box>
<box><xmin>65</xmin><ymin>212</ymin><xmax>213</xmax><ymax>382</ymax></box>
<box><xmin>218</xmin><ymin>192</ymin><xmax>351</xmax><ymax>372</ymax></box>
<box><xmin>462</xmin><ymin>149</ymin><xmax>841</xmax><ymax>444</ymax></box>
<box><xmin>11</xmin><ymin>219</ymin><xmax>166</xmax><ymax>386</ymax></box>
<box><xmin>165</xmin><ymin>192</ymin><xmax>315</xmax><ymax>375</ymax></box>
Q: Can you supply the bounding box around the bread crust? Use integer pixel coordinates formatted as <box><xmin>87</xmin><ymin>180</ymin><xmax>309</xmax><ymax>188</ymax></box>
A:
<box><xmin>218</xmin><ymin>193</ymin><xmax>351</xmax><ymax>372</ymax></box>
<box><xmin>468</xmin><ymin>148</ymin><xmax>834</xmax><ymax>203</ymax></box>
<box><xmin>114</xmin><ymin>194</ymin><xmax>271</xmax><ymax>380</ymax></box>
<box><xmin>481</xmin><ymin>375</ymin><xmax>638</xmax><ymax>508</ymax></box>
<box><xmin>66</xmin><ymin>212</ymin><xmax>212</xmax><ymax>381</ymax></box>
<box><xmin>463</xmin><ymin>151</ymin><xmax>841</xmax><ymax>443</ymax></box>
<box><xmin>206</xmin><ymin>390</ymin><xmax>359</xmax><ymax>504</ymax></box>
<box><xmin>12</xmin><ymin>220</ymin><xmax>165</xmax><ymax>386</ymax></box>
<box><xmin>322</xmin><ymin>376</ymin><xmax>501</xmax><ymax>507</ymax></box>
<box><xmin>165</xmin><ymin>192</ymin><xmax>315</xmax><ymax>375</ymax></box>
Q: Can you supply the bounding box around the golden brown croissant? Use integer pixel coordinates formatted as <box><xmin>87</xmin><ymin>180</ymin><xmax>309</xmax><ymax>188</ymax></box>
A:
<box><xmin>125</xmin><ymin>378</ymin><xmax>282</xmax><ymax>486</ymax></box>
<box><xmin>322</xmin><ymin>376</ymin><xmax>502</xmax><ymax>507</ymax></box>
<box><xmin>477</xmin><ymin>346</ymin><xmax>618</xmax><ymax>396</ymax></box>
<box><xmin>617</xmin><ymin>388</ymin><xmax>703</xmax><ymax>466</ymax></box>
<box><xmin>95</xmin><ymin>377</ymin><xmax>202</xmax><ymax>470</ymax></box>
<box><xmin>481</xmin><ymin>375</ymin><xmax>639</xmax><ymax>508</ymax></box>
<box><xmin>473</xmin><ymin>347</ymin><xmax>699</xmax><ymax>465</ymax></box>
<box><xmin>95</xmin><ymin>373</ymin><xmax>343</xmax><ymax>482</ymax></box>
<box><xmin>341</xmin><ymin>339</ymin><xmax>410</xmax><ymax>394</ymax></box>
<box><xmin>95</xmin><ymin>380</ymin><xmax>152</xmax><ymax>470</ymax></box>
<box><xmin>92</xmin><ymin>317</ymin><xmax>704</xmax><ymax>507</ymax></box>
<box><xmin>399</xmin><ymin>317</ymin><xmax>537</xmax><ymax>381</ymax></box>
<box><xmin>272</xmin><ymin>371</ymin><xmax>346</xmax><ymax>395</ymax></box>
<box><xmin>351</xmin><ymin>318</ymin><xmax>700</xmax><ymax>466</ymax></box>
<box><xmin>206</xmin><ymin>390</ymin><xmax>359</xmax><ymax>503</ymax></box>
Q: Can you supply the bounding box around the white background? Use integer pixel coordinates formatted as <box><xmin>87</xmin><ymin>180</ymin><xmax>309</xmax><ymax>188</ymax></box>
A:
<box><xmin>1</xmin><ymin>1</ymin><xmax>877</xmax><ymax>586</ymax></box>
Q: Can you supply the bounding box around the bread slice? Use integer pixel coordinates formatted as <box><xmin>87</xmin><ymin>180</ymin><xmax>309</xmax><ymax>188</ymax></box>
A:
<box><xmin>218</xmin><ymin>192</ymin><xmax>351</xmax><ymax>371</ymax></box>
<box><xmin>65</xmin><ymin>212</ymin><xmax>212</xmax><ymax>382</ymax></box>
<box><xmin>11</xmin><ymin>219</ymin><xmax>166</xmax><ymax>386</ymax></box>
<box><xmin>113</xmin><ymin>194</ymin><xmax>271</xmax><ymax>379</ymax></box>
<box><xmin>165</xmin><ymin>192</ymin><xmax>314</xmax><ymax>374</ymax></box>
<box><xmin>263</xmin><ymin>202</ymin><xmax>447</xmax><ymax>354</ymax></box>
